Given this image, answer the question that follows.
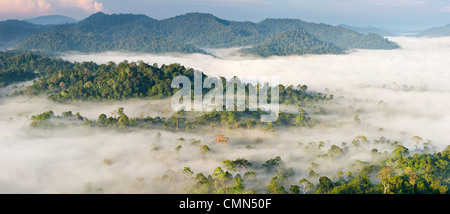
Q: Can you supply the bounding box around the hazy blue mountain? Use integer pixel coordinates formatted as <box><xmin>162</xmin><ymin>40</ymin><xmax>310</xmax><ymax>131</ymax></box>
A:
<box><xmin>415</xmin><ymin>24</ymin><xmax>450</xmax><ymax>37</ymax></box>
<box><xmin>24</xmin><ymin>15</ymin><xmax>77</xmax><ymax>25</ymax></box>
<box><xmin>339</xmin><ymin>24</ymin><xmax>397</xmax><ymax>37</ymax></box>
<box><xmin>0</xmin><ymin>20</ymin><xmax>45</xmax><ymax>49</ymax></box>
<box><xmin>11</xmin><ymin>12</ymin><xmax>398</xmax><ymax>55</ymax></box>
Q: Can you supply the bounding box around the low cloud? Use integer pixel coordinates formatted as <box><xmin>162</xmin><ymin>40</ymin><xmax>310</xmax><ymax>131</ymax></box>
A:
<box><xmin>62</xmin><ymin>37</ymin><xmax>450</xmax><ymax>150</ymax></box>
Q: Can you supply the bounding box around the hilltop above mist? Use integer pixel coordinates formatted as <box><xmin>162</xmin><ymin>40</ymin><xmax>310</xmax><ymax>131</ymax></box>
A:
<box><xmin>2</xmin><ymin>12</ymin><xmax>399</xmax><ymax>56</ymax></box>
<box><xmin>240</xmin><ymin>30</ymin><xmax>344</xmax><ymax>57</ymax></box>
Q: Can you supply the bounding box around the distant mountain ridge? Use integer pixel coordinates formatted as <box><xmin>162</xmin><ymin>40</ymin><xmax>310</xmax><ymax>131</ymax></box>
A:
<box><xmin>415</xmin><ymin>24</ymin><xmax>450</xmax><ymax>37</ymax></box>
<box><xmin>339</xmin><ymin>24</ymin><xmax>397</xmax><ymax>37</ymax></box>
<box><xmin>0</xmin><ymin>20</ymin><xmax>45</xmax><ymax>48</ymax></box>
<box><xmin>3</xmin><ymin>12</ymin><xmax>399</xmax><ymax>56</ymax></box>
<box><xmin>24</xmin><ymin>15</ymin><xmax>78</xmax><ymax>25</ymax></box>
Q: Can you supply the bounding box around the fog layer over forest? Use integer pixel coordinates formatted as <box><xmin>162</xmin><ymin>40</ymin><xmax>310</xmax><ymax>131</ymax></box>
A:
<box><xmin>0</xmin><ymin>37</ymin><xmax>449</xmax><ymax>193</ymax></box>
<box><xmin>62</xmin><ymin>37</ymin><xmax>450</xmax><ymax>149</ymax></box>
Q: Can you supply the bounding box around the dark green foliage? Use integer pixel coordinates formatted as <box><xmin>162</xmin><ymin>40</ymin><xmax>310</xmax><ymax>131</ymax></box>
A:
<box><xmin>180</xmin><ymin>144</ymin><xmax>450</xmax><ymax>194</ymax></box>
<box><xmin>223</xmin><ymin>158</ymin><xmax>253</xmax><ymax>171</ymax></box>
<box><xmin>267</xmin><ymin>173</ymin><xmax>289</xmax><ymax>194</ymax></box>
<box><xmin>184</xmin><ymin>167</ymin><xmax>256</xmax><ymax>194</ymax></box>
<box><xmin>392</xmin><ymin>145</ymin><xmax>410</xmax><ymax>158</ymax></box>
<box><xmin>158</xmin><ymin>13</ymin><xmax>264</xmax><ymax>48</ymax></box>
<box><xmin>330</xmin><ymin>174</ymin><xmax>374</xmax><ymax>194</ymax></box>
<box><xmin>18</xmin><ymin>32</ymin><xmax>207</xmax><ymax>54</ymax></box>
<box><xmin>262</xmin><ymin>156</ymin><xmax>284</xmax><ymax>172</ymax></box>
<box><xmin>15</xmin><ymin>13</ymin><xmax>206</xmax><ymax>54</ymax></box>
<box><xmin>0</xmin><ymin>68</ymin><xmax>36</xmax><ymax>88</ymax></box>
<box><xmin>241</xmin><ymin>30</ymin><xmax>344</xmax><ymax>57</ymax></box>
<box><xmin>0</xmin><ymin>50</ymin><xmax>65</xmax><ymax>87</ymax></box>
<box><xmin>162</xmin><ymin>13</ymin><xmax>398</xmax><ymax>50</ymax></box>
<box><xmin>314</xmin><ymin>176</ymin><xmax>333</xmax><ymax>194</ymax></box>
<box><xmin>30</xmin><ymin>110</ymin><xmax>86</xmax><ymax>128</ymax></box>
<box><xmin>29</xmin><ymin>59</ymin><xmax>194</xmax><ymax>101</ymax></box>
<box><xmin>256</xmin><ymin>18</ymin><xmax>399</xmax><ymax>50</ymax></box>
<box><xmin>1</xmin><ymin>51</ymin><xmax>321</xmax><ymax>104</ymax></box>
<box><xmin>322</xmin><ymin>145</ymin><xmax>450</xmax><ymax>194</ymax></box>
<box><xmin>289</xmin><ymin>185</ymin><xmax>300</xmax><ymax>194</ymax></box>
<box><xmin>31</xmin><ymin>110</ymin><xmax>54</xmax><ymax>121</ymax></box>
<box><xmin>0</xmin><ymin>50</ymin><xmax>92</xmax><ymax>91</ymax></box>
<box><xmin>187</xmin><ymin>110</ymin><xmax>315</xmax><ymax>131</ymax></box>
<box><xmin>29</xmin><ymin>106</ymin><xmax>317</xmax><ymax>132</ymax></box>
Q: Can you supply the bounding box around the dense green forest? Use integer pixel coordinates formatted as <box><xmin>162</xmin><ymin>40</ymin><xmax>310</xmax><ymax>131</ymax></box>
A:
<box><xmin>0</xmin><ymin>51</ymin><xmax>59</xmax><ymax>87</ymax></box>
<box><xmin>18</xmin><ymin>32</ymin><xmax>207</xmax><ymax>54</ymax></box>
<box><xmin>177</xmin><ymin>144</ymin><xmax>450</xmax><ymax>194</ymax></box>
<box><xmin>241</xmin><ymin>30</ymin><xmax>344</xmax><ymax>57</ymax></box>
<box><xmin>0</xmin><ymin>68</ymin><xmax>36</xmax><ymax>88</ymax></box>
<box><xmin>0</xmin><ymin>51</ymin><xmax>321</xmax><ymax>105</ymax></box>
<box><xmin>0</xmin><ymin>51</ymin><xmax>189</xmax><ymax>98</ymax></box>
<box><xmin>1</xmin><ymin>12</ymin><xmax>399</xmax><ymax>56</ymax></box>
<box><xmin>255</xmin><ymin>18</ymin><xmax>399</xmax><ymax>50</ymax></box>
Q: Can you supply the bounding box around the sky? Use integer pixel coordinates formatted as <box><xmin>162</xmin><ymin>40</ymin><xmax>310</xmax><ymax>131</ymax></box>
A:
<box><xmin>1</xmin><ymin>0</ymin><xmax>450</xmax><ymax>31</ymax></box>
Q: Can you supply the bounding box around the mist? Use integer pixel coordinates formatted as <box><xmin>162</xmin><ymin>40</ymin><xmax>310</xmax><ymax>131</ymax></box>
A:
<box><xmin>62</xmin><ymin>37</ymin><xmax>450</xmax><ymax>149</ymax></box>
<box><xmin>0</xmin><ymin>37</ymin><xmax>449</xmax><ymax>193</ymax></box>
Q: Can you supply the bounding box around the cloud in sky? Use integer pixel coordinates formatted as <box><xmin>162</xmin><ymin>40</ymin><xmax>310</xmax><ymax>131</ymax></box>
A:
<box><xmin>442</xmin><ymin>6</ymin><xmax>450</xmax><ymax>12</ymax></box>
<box><xmin>211</xmin><ymin>0</ymin><xmax>272</xmax><ymax>5</ymax></box>
<box><xmin>0</xmin><ymin>0</ymin><xmax>104</xmax><ymax>19</ymax></box>
<box><xmin>59</xmin><ymin>0</ymin><xmax>104</xmax><ymax>13</ymax></box>
<box><xmin>0</xmin><ymin>0</ymin><xmax>52</xmax><ymax>15</ymax></box>
<box><xmin>363</xmin><ymin>0</ymin><xmax>426</xmax><ymax>7</ymax></box>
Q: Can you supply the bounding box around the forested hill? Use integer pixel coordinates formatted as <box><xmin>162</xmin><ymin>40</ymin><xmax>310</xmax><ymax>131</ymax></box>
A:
<box><xmin>4</xmin><ymin>12</ymin><xmax>399</xmax><ymax>56</ymax></box>
<box><xmin>17</xmin><ymin>32</ymin><xmax>207</xmax><ymax>54</ymax></box>
<box><xmin>0</xmin><ymin>51</ymin><xmax>319</xmax><ymax>105</ymax></box>
<box><xmin>256</xmin><ymin>18</ymin><xmax>398</xmax><ymax>50</ymax></box>
<box><xmin>240</xmin><ymin>30</ymin><xmax>344</xmax><ymax>57</ymax></box>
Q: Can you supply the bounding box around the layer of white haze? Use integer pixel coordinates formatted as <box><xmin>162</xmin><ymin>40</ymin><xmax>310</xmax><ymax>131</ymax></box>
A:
<box><xmin>0</xmin><ymin>37</ymin><xmax>448</xmax><ymax>193</ymax></box>
<box><xmin>62</xmin><ymin>37</ymin><xmax>450</xmax><ymax>149</ymax></box>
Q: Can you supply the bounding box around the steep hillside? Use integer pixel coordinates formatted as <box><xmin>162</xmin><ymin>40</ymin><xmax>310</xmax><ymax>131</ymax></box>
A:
<box><xmin>241</xmin><ymin>30</ymin><xmax>344</xmax><ymax>57</ymax></box>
